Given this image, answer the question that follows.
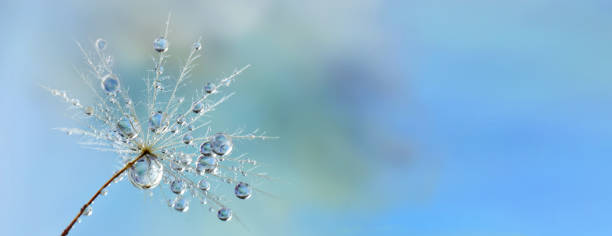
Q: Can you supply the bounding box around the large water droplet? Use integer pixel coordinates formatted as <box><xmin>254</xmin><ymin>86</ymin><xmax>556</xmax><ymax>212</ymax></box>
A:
<box><xmin>117</xmin><ymin>116</ymin><xmax>138</xmax><ymax>139</ymax></box>
<box><xmin>211</xmin><ymin>133</ymin><xmax>233</xmax><ymax>156</ymax></box>
<box><xmin>183</xmin><ymin>133</ymin><xmax>193</xmax><ymax>144</ymax></box>
<box><xmin>149</xmin><ymin>111</ymin><xmax>165</xmax><ymax>133</ymax></box>
<box><xmin>204</xmin><ymin>82</ymin><xmax>215</xmax><ymax>94</ymax></box>
<box><xmin>95</xmin><ymin>38</ymin><xmax>107</xmax><ymax>51</ymax></box>
<box><xmin>192</xmin><ymin>102</ymin><xmax>204</xmax><ymax>113</ymax></box>
<box><xmin>217</xmin><ymin>208</ymin><xmax>232</xmax><ymax>221</ymax></box>
<box><xmin>234</xmin><ymin>182</ymin><xmax>252</xmax><ymax>199</ymax></box>
<box><xmin>101</xmin><ymin>74</ymin><xmax>120</xmax><ymax>93</ymax></box>
<box><xmin>170</xmin><ymin>179</ymin><xmax>186</xmax><ymax>195</ymax></box>
<box><xmin>173</xmin><ymin>197</ymin><xmax>189</xmax><ymax>212</ymax></box>
<box><xmin>128</xmin><ymin>154</ymin><xmax>163</xmax><ymax>189</ymax></box>
<box><xmin>196</xmin><ymin>155</ymin><xmax>218</xmax><ymax>175</ymax></box>
<box><xmin>153</xmin><ymin>37</ymin><xmax>168</xmax><ymax>52</ymax></box>
<box><xmin>197</xmin><ymin>179</ymin><xmax>210</xmax><ymax>191</ymax></box>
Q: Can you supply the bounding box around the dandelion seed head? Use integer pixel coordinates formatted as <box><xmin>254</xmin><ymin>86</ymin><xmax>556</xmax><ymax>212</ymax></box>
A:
<box><xmin>49</xmin><ymin>19</ymin><xmax>277</xmax><ymax>231</ymax></box>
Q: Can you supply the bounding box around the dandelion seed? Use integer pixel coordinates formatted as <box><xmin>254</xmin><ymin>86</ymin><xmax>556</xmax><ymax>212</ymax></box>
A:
<box><xmin>49</xmin><ymin>17</ymin><xmax>276</xmax><ymax>236</ymax></box>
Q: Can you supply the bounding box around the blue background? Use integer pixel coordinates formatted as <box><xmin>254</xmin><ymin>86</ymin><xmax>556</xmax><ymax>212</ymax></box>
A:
<box><xmin>1</xmin><ymin>0</ymin><xmax>612</xmax><ymax>235</ymax></box>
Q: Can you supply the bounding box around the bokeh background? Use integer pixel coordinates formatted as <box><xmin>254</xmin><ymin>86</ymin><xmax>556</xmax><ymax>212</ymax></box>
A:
<box><xmin>2</xmin><ymin>0</ymin><xmax>612</xmax><ymax>235</ymax></box>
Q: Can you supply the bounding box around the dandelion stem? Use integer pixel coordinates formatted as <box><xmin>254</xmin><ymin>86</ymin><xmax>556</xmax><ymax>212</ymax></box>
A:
<box><xmin>61</xmin><ymin>150</ymin><xmax>152</xmax><ymax>236</ymax></box>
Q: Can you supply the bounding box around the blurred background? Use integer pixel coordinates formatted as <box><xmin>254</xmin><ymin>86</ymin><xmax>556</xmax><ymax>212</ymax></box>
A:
<box><xmin>2</xmin><ymin>0</ymin><xmax>612</xmax><ymax>235</ymax></box>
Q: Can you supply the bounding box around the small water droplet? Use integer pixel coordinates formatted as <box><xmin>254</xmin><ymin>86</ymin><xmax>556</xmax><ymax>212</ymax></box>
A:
<box><xmin>153</xmin><ymin>37</ymin><xmax>168</xmax><ymax>52</ymax></box>
<box><xmin>204</xmin><ymin>82</ymin><xmax>216</xmax><ymax>94</ymax></box>
<box><xmin>196</xmin><ymin>155</ymin><xmax>218</xmax><ymax>175</ymax></box>
<box><xmin>170</xmin><ymin>179</ymin><xmax>187</xmax><ymax>195</ymax></box>
<box><xmin>95</xmin><ymin>38</ymin><xmax>107</xmax><ymax>51</ymax></box>
<box><xmin>183</xmin><ymin>133</ymin><xmax>194</xmax><ymax>144</ymax></box>
<box><xmin>235</xmin><ymin>182</ymin><xmax>252</xmax><ymax>199</ymax></box>
<box><xmin>101</xmin><ymin>189</ymin><xmax>108</xmax><ymax>196</ymax></box>
<box><xmin>117</xmin><ymin>116</ymin><xmax>138</xmax><ymax>139</ymax></box>
<box><xmin>193</xmin><ymin>42</ymin><xmax>202</xmax><ymax>51</ymax></box>
<box><xmin>217</xmin><ymin>208</ymin><xmax>232</xmax><ymax>221</ymax></box>
<box><xmin>101</xmin><ymin>74</ymin><xmax>120</xmax><ymax>93</ymax></box>
<box><xmin>192</xmin><ymin>102</ymin><xmax>204</xmax><ymax>113</ymax></box>
<box><xmin>211</xmin><ymin>133</ymin><xmax>233</xmax><ymax>156</ymax></box>
<box><xmin>149</xmin><ymin>111</ymin><xmax>165</xmax><ymax>133</ymax></box>
<box><xmin>188</xmin><ymin>125</ymin><xmax>195</xmax><ymax>131</ymax></box>
<box><xmin>200</xmin><ymin>142</ymin><xmax>215</xmax><ymax>156</ymax></box>
<box><xmin>128</xmin><ymin>154</ymin><xmax>163</xmax><ymax>189</ymax></box>
<box><xmin>84</xmin><ymin>106</ymin><xmax>94</xmax><ymax>116</ymax></box>
<box><xmin>156</xmin><ymin>65</ymin><xmax>164</xmax><ymax>75</ymax></box>
<box><xmin>83</xmin><ymin>206</ymin><xmax>92</xmax><ymax>216</ymax></box>
<box><xmin>197</xmin><ymin>179</ymin><xmax>210</xmax><ymax>191</ymax></box>
<box><xmin>173</xmin><ymin>197</ymin><xmax>190</xmax><ymax>212</ymax></box>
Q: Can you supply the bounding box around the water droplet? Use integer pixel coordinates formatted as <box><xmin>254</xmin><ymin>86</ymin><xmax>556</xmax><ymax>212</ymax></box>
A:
<box><xmin>176</xmin><ymin>116</ymin><xmax>186</xmax><ymax>125</ymax></box>
<box><xmin>101</xmin><ymin>189</ymin><xmax>108</xmax><ymax>196</ymax></box>
<box><xmin>200</xmin><ymin>142</ymin><xmax>215</xmax><ymax>156</ymax></box>
<box><xmin>217</xmin><ymin>208</ymin><xmax>232</xmax><ymax>221</ymax></box>
<box><xmin>235</xmin><ymin>182</ymin><xmax>252</xmax><ymax>199</ymax></box>
<box><xmin>117</xmin><ymin>116</ymin><xmax>138</xmax><ymax>139</ymax></box>
<box><xmin>153</xmin><ymin>37</ymin><xmax>168</xmax><ymax>52</ymax></box>
<box><xmin>192</xmin><ymin>102</ymin><xmax>204</xmax><ymax>113</ymax></box>
<box><xmin>95</xmin><ymin>38</ymin><xmax>107</xmax><ymax>51</ymax></box>
<box><xmin>128</xmin><ymin>154</ymin><xmax>163</xmax><ymax>189</ymax></box>
<box><xmin>170</xmin><ymin>125</ymin><xmax>179</xmax><ymax>134</ymax></box>
<box><xmin>156</xmin><ymin>65</ymin><xmax>164</xmax><ymax>75</ymax></box>
<box><xmin>149</xmin><ymin>111</ymin><xmax>165</xmax><ymax>133</ymax></box>
<box><xmin>179</xmin><ymin>154</ymin><xmax>192</xmax><ymax>166</ymax></box>
<box><xmin>211</xmin><ymin>133</ymin><xmax>233</xmax><ymax>156</ymax></box>
<box><xmin>170</xmin><ymin>179</ymin><xmax>187</xmax><ymax>195</ymax></box>
<box><xmin>101</xmin><ymin>74</ymin><xmax>120</xmax><ymax>93</ymax></box>
<box><xmin>196</xmin><ymin>155</ymin><xmax>218</xmax><ymax>175</ymax></box>
<box><xmin>83</xmin><ymin>206</ymin><xmax>92</xmax><ymax>216</ymax></box>
<box><xmin>193</xmin><ymin>42</ymin><xmax>202</xmax><ymax>51</ymax></box>
<box><xmin>183</xmin><ymin>133</ymin><xmax>194</xmax><ymax>144</ymax></box>
<box><xmin>197</xmin><ymin>179</ymin><xmax>210</xmax><ymax>191</ymax></box>
<box><xmin>84</xmin><ymin>106</ymin><xmax>94</xmax><ymax>116</ymax></box>
<box><xmin>204</xmin><ymin>82</ymin><xmax>216</xmax><ymax>94</ymax></box>
<box><xmin>188</xmin><ymin>125</ymin><xmax>195</xmax><ymax>131</ymax></box>
<box><xmin>173</xmin><ymin>197</ymin><xmax>190</xmax><ymax>212</ymax></box>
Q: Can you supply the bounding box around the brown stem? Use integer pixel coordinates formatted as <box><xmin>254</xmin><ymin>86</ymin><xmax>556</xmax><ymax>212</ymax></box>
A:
<box><xmin>61</xmin><ymin>150</ymin><xmax>151</xmax><ymax>236</ymax></box>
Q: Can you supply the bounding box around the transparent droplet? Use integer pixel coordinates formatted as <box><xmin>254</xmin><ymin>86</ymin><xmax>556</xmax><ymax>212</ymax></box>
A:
<box><xmin>101</xmin><ymin>189</ymin><xmax>108</xmax><ymax>196</ymax></box>
<box><xmin>182</xmin><ymin>133</ymin><xmax>194</xmax><ymax>144</ymax></box>
<box><xmin>177</xmin><ymin>116</ymin><xmax>186</xmax><ymax>125</ymax></box>
<box><xmin>204</xmin><ymin>82</ymin><xmax>215</xmax><ymax>94</ymax></box>
<box><xmin>196</xmin><ymin>155</ymin><xmax>218</xmax><ymax>175</ymax></box>
<box><xmin>199</xmin><ymin>142</ymin><xmax>214</xmax><ymax>156</ymax></box>
<box><xmin>170</xmin><ymin>125</ymin><xmax>179</xmax><ymax>134</ymax></box>
<box><xmin>217</xmin><ymin>208</ymin><xmax>232</xmax><ymax>221</ymax></box>
<box><xmin>95</xmin><ymin>38</ymin><xmax>107</xmax><ymax>51</ymax></box>
<box><xmin>117</xmin><ymin>116</ymin><xmax>138</xmax><ymax>139</ymax></box>
<box><xmin>193</xmin><ymin>42</ymin><xmax>202</xmax><ymax>51</ymax></box>
<box><xmin>101</xmin><ymin>74</ymin><xmax>120</xmax><ymax>93</ymax></box>
<box><xmin>188</xmin><ymin>125</ymin><xmax>195</xmax><ymax>131</ymax></box>
<box><xmin>234</xmin><ymin>182</ymin><xmax>252</xmax><ymax>199</ymax></box>
<box><xmin>156</xmin><ymin>65</ymin><xmax>164</xmax><ymax>75</ymax></box>
<box><xmin>84</xmin><ymin>106</ymin><xmax>94</xmax><ymax>116</ymax></box>
<box><xmin>178</xmin><ymin>154</ymin><xmax>192</xmax><ymax>166</ymax></box>
<box><xmin>170</xmin><ymin>179</ymin><xmax>187</xmax><ymax>195</ymax></box>
<box><xmin>173</xmin><ymin>197</ymin><xmax>190</xmax><ymax>212</ymax></box>
<box><xmin>153</xmin><ymin>37</ymin><xmax>168</xmax><ymax>52</ymax></box>
<box><xmin>128</xmin><ymin>154</ymin><xmax>163</xmax><ymax>189</ymax></box>
<box><xmin>211</xmin><ymin>133</ymin><xmax>233</xmax><ymax>156</ymax></box>
<box><xmin>149</xmin><ymin>111</ymin><xmax>164</xmax><ymax>133</ymax></box>
<box><xmin>192</xmin><ymin>102</ymin><xmax>204</xmax><ymax>113</ymax></box>
<box><xmin>82</xmin><ymin>206</ymin><xmax>92</xmax><ymax>216</ymax></box>
<box><xmin>197</xmin><ymin>179</ymin><xmax>210</xmax><ymax>191</ymax></box>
